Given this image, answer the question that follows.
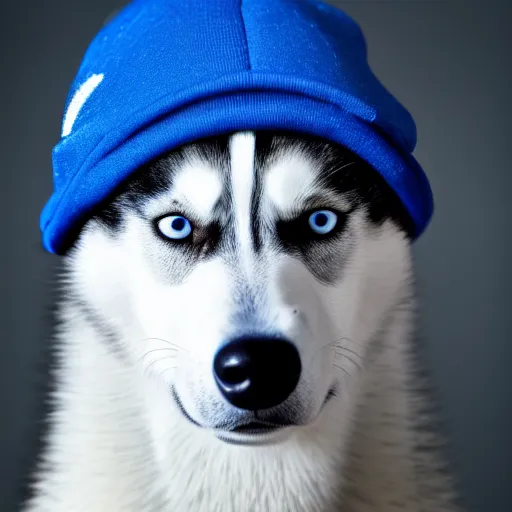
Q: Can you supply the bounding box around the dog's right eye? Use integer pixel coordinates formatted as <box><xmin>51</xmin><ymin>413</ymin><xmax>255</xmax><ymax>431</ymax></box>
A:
<box><xmin>308</xmin><ymin>210</ymin><xmax>338</xmax><ymax>235</ymax></box>
<box><xmin>157</xmin><ymin>215</ymin><xmax>193</xmax><ymax>240</ymax></box>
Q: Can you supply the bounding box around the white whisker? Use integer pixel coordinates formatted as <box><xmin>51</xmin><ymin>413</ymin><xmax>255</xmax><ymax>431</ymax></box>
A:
<box><xmin>333</xmin><ymin>363</ymin><xmax>352</xmax><ymax>378</ymax></box>
<box><xmin>142</xmin><ymin>337</ymin><xmax>190</xmax><ymax>353</ymax></box>
<box><xmin>136</xmin><ymin>347</ymin><xmax>179</xmax><ymax>365</ymax></box>
<box><xmin>144</xmin><ymin>355</ymin><xmax>179</xmax><ymax>375</ymax></box>
<box><xmin>334</xmin><ymin>350</ymin><xmax>362</xmax><ymax>370</ymax></box>
<box><xmin>158</xmin><ymin>366</ymin><xmax>178</xmax><ymax>381</ymax></box>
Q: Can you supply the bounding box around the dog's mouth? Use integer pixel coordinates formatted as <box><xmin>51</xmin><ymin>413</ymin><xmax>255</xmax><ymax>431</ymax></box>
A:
<box><xmin>230</xmin><ymin>421</ymin><xmax>282</xmax><ymax>435</ymax></box>
<box><xmin>170</xmin><ymin>387</ymin><xmax>287</xmax><ymax>445</ymax></box>
<box><xmin>171</xmin><ymin>385</ymin><xmax>338</xmax><ymax>446</ymax></box>
<box><xmin>215</xmin><ymin>422</ymin><xmax>289</xmax><ymax>446</ymax></box>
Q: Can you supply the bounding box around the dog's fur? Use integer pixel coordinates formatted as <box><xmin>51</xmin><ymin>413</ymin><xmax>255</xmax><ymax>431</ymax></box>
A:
<box><xmin>24</xmin><ymin>131</ymin><xmax>459</xmax><ymax>511</ymax></box>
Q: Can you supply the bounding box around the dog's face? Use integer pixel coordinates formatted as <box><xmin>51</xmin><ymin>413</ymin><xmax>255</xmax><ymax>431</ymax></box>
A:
<box><xmin>68</xmin><ymin>131</ymin><xmax>413</xmax><ymax>447</ymax></box>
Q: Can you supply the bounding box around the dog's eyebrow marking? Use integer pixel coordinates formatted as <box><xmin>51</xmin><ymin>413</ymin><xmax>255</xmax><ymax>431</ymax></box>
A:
<box><xmin>171</xmin><ymin>161</ymin><xmax>223</xmax><ymax>220</ymax></box>
<box><xmin>62</xmin><ymin>73</ymin><xmax>104</xmax><ymax>137</ymax></box>
<box><xmin>264</xmin><ymin>150</ymin><xmax>317</xmax><ymax>214</ymax></box>
<box><xmin>230</xmin><ymin>132</ymin><xmax>256</xmax><ymax>273</ymax></box>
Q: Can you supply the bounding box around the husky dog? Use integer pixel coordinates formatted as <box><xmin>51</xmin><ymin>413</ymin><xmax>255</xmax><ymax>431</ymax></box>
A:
<box><xmin>24</xmin><ymin>131</ymin><xmax>459</xmax><ymax>511</ymax></box>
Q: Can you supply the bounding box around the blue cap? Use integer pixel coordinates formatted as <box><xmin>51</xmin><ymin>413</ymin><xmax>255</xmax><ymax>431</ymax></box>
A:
<box><xmin>41</xmin><ymin>0</ymin><xmax>433</xmax><ymax>254</ymax></box>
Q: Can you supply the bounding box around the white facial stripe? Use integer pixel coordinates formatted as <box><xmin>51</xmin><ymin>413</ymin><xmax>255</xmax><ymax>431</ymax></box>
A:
<box><xmin>62</xmin><ymin>73</ymin><xmax>104</xmax><ymax>137</ymax></box>
<box><xmin>264</xmin><ymin>151</ymin><xmax>317</xmax><ymax>215</ymax></box>
<box><xmin>172</xmin><ymin>161</ymin><xmax>223</xmax><ymax>220</ymax></box>
<box><xmin>229</xmin><ymin>132</ymin><xmax>256</xmax><ymax>272</ymax></box>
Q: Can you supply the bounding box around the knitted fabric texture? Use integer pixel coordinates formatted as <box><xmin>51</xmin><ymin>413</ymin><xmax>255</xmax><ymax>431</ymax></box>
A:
<box><xmin>41</xmin><ymin>0</ymin><xmax>433</xmax><ymax>254</ymax></box>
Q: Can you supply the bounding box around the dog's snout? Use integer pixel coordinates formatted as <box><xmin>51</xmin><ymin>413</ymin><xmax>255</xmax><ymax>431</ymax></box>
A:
<box><xmin>213</xmin><ymin>337</ymin><xmax>302</xmax><ymax>411</ymax></box>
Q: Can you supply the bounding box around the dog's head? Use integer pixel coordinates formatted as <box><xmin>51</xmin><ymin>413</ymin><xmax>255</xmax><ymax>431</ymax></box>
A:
<box><xmin>67</xmin><ymin>131</ymin><xmax>413</xmax><ymax>447</ymax></box>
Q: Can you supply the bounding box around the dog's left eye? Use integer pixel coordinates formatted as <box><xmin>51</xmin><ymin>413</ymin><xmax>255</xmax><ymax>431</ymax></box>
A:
<box><xmin>308</xmin><ymin>210</ymin><xmax>338</xmax><ymax>235</ymax></box>
<box><xmin>157</xmin><ymin>215</ymin><xmax>193</xmax><ymax>240</ymax></box>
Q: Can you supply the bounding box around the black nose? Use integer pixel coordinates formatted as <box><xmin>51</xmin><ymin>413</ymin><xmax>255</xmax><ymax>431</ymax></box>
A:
<box><xmin>213</xmin><ymin>336</ymin><xmax>302</xmax><ymax>411</ymax></box>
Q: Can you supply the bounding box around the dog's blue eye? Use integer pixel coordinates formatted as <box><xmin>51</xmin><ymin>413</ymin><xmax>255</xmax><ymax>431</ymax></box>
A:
<box><xmin>157</xmin><ymin>215</ymin><xmax>192</xmax><ymax>240</ymax></box>
<box><xmin>308</xmin><ymin>210</ymin><xmax>337</xmax><ymax>235</ymax></box>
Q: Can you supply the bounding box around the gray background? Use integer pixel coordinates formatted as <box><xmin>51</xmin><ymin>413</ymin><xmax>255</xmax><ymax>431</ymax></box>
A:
<box><xmin>1</xmin><ymin>1</ymin><xmax>510</xmax><ymax>511</ymax></box>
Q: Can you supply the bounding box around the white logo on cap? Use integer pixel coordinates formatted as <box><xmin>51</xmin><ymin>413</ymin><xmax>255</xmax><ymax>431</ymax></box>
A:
<box><xmin>62</xmin><ymin>73</ymin><xmax>104</xmax><ymax>138</ymax></box>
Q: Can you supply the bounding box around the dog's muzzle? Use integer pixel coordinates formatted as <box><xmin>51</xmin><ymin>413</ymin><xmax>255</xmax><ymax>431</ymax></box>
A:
<box><xmin>169</xmin><ymin>336</ymin><xmax>343</xmax><ymax>446</ymax></box>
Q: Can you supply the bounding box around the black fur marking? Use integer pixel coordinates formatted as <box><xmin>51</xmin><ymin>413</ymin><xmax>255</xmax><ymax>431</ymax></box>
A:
<box><xmin>66</xmin><ymin>131</ymin><xmax>412</xmax><ymax>261</ymax></box>
<box><xmin>252</xmin><ymin>131</ymin><xmax>280</xmax><ymax>253</ymax></box>
<box><xmin>94</xmin><ymin>135</ymin><xmax>232</xmax><ymax>235</ymax></box>
<box><xmin>64</xmin><ymin>130</ymin><xmax>414</xmax><ymax>291</ymax></box>
<box><xmin>257</xmin><ymin>131</ymin><xmax>414</xmax><ymax>237</ymax></box>
<box><xmin>252</xmin><ymin>131</ymin><xmax>414</xmax><ymax>285</ymax></box>
<box><xmin>94</xmin><ymin>135</ymin><xmax>235</xmax><ymax>286</ymax></box>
